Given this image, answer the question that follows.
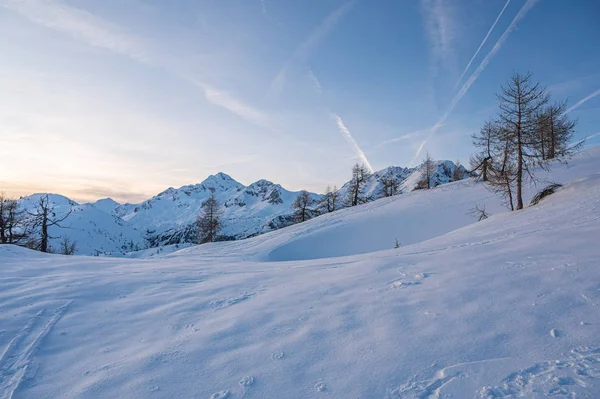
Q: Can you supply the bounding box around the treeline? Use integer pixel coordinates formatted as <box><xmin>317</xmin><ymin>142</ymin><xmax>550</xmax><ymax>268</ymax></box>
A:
<box><xmin>0</xmin><ymin>193</ymin><xmax>77</xmax><ymax>254</ymax></box>
<box><xmin>470</xmin><ymin>72</ymin><xmax>579</xmax><ymax>210</ymax></box>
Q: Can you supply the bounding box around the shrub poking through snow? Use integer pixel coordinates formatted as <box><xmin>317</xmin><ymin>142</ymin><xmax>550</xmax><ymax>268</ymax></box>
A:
<box><xmin>529</xmin><ymin>183</ymin><xmax>563</xmax><ymax>206</ymax></box>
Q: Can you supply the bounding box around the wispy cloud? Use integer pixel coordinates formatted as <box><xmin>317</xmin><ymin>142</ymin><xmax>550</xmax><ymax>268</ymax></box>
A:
<box><xmin>1</xmin><ymin>0</ymin><xmax>150</xmax><ymax>62</ymax></box>
<box><xmin>260</xmin><ymin>0</ymin><xmax>267</xmax><ymax>15</ymax></box>
<box><xmin>2</xmin><ymin>0</ymin><xmax>270</xmax><ymax>127</ymax></box>
<box><xmin>308</xmin><ymin>69</ymin><xmax>323</xmax><ymax>95</ymax></box>
<box><xmin>420</xmin><ymin>0</ymin><xmax>457</xmax><ymax>70</ymax></box>
<box><xmin>332</xmin><ymin>114</ymin><xmax>374</xmax><ymax>172</ymax></box>
<box><xmin>372</xmin><ymin>127</ymin><xmax>433</xmax><ymax>150</ymax></box>
<box><xmin>455</xmin><ymin>0</ymin><xmax>511</xmax><ymax>88</ymax></box>
<box><xmin>411</xmin><ymin>0</ymin><xmax>541</xmax><ymax>165</ymax></box>
<box><xmin>268</xmin><ymin>0</ymin><xmax>357</xmax><ymax>97</ymax></box>
<box><xmin>565</xmin><ymin>88</ymin><xmax>600</xmax><ymax>114</ymax></box>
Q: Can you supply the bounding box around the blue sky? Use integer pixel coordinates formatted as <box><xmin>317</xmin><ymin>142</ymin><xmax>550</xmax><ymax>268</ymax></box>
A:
<box><xmin>1</xmin><ymin>0</ymin><xmax>599</xmax><ymax>203</ymax></box>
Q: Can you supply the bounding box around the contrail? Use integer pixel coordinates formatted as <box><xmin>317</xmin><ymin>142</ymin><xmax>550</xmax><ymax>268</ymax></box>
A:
<box><xmin>410</xmin><ymin>0</ymin><xmax>541</xmax><ymax>165</ymax></box>
<box><xmin>333</xmin><ymin>114</ymin><xmax>374</xmax><ymax>172</ymax></box>
<box><xmin>260</xmin><ymin>0</ymin><xmax>267</xmax><ymax>15</ymax></box>
<box><xmin>565</xmin><ymin>88</ymin><xmax>600</xmax><ymax>114</ymax></box>
<box><xmin>267</xmin><ymin>0</ymin><xmax>356</xmax><ymax>97</ymax></box>
<box><xmin>454</xmin><ymin>0</ymin><xmax>511</xmax><ymax>89</ymax></box>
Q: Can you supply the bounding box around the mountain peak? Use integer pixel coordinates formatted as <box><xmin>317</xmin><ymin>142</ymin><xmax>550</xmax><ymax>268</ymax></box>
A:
<box><xmin>200</xmin><ymin>172</ymin><xmax>242</xmax><ymax>188</ymax></box>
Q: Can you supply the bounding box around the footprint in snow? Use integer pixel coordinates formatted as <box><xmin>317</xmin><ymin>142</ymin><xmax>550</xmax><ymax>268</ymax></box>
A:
<box><xmin>314</xmin><ymin>382</ymin><xmax>326</xmax><ymax>392</ymax></box>
<box><xmin>239</xmin><ymin>376</ymin><xmax>254</xmax><ymax>386</ymax></box>
<box><xmin>550</xmin><ymin>328</ymin><xmax>560</xmax><ymax>338</ymax></box>
<box><xmin>271</xmin><ymin>350</ymin><xmax>285</xmax><ymax>360</ymax></box>
<box><xmin>210</xmin><ymin>390</ymin><xmax>229</xmax><ymax>399</ymax></box>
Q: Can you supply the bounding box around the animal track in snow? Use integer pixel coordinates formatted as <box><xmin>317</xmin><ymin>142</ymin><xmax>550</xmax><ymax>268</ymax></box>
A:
<box><xmin>314</xmin><ymin>382</ymin><xmax>326</xmax><ymax>392</ymax></box>
<box><xmin>210</xmin><ymin>390</ymin><xmax>230</xmax><ymax>399</ymax></box>
<box><xmin>390</xmin><ymin>272</ymin><xmax>429</xmax><ymax>289</ymax></box>
<box><xmin>239</xmin><ymin>376</ymin><xmax>254</xmax><ymax>386</ymax></box>
<box><xmin>479</xmin><ymin>346</ymin><xmax>600</xmax><ymax>398</ymax></box>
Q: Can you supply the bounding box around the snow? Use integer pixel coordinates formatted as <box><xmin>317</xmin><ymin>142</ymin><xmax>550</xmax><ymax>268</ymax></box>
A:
<box><xmin>17</xmin><ymin>194</ymin><xmax>145</xmax><ymax>255</ymax></box>
<box><xmin>1</xmin><ymin>148</ymin><xmax>599</xmax><ymax>398</ymax></box>
<box><xmin>14</xmin><ymin>160</ymin><xmax>467</xmax><ymax>255</ymax></box>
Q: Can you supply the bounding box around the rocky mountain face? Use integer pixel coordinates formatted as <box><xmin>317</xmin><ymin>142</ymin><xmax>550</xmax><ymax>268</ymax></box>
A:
<box><xmin>15</xmin><ymin>161</ymin><xmax>467</xmax><ymax>255</ymax></box>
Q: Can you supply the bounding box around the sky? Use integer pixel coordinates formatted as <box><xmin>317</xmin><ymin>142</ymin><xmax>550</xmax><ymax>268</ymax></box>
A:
<box><xmin>1</xmin><ymin>0</ymin><xmax>599</xmax><ymax>203</ymax></box>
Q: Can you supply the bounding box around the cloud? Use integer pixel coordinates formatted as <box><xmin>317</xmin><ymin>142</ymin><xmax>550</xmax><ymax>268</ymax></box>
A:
<box><xmin>268</xmin><ymin>0</ymin><xmax>356</xmax><ymax>97</ymax></box>
<box><xmin>260</xmin><ymin>0</ymin><xmax>267</xmax><ymax>15</ymax></box>
<box><xmin>332</xmin><ymin>114</ymin><xmax>374</xmax><ymax>172</ymax></box>
<box><xmin>2</xmin><ymin>0</ymin><xmax>270</xmax><ymax>127</ymax></box>
<box><xmin>411</xmin><ymin>0</ymin><xmax>541</xmax><ymax>164</ymax></box>
<box><xmin>187</xmin><ymin>79</ymin><xmax>271</xmax><ymax>127</ymax></box>
<box><xmin>565</xmin><ymin>88</ymin><xmax>600</xmax><ymax>114</ymax></box>
<box><xmin>420</xmin><ymin>0</ymin><xmax>457</xmax><ymax>69</ymax></box>
<box><xmin>455</xmin><ymin>0</ymin><xmax>511</xmax><ymax>88</ymax></box>
<box><xmin>308</xmin><ymin>69</ymin><xmax>323</xmax><ymax>95</ymax></box>
<box><xmin>1</xmin><ymin>0</ymin><xmax>150</xmax><ymax>62</ymax></box>
<box><xmin>372</xmin><ymin>127</ymin><xmax>432</xmax><ymax>150</ymax></box>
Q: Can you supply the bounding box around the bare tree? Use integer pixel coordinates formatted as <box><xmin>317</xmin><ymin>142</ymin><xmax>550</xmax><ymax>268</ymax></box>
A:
<box><xmin>196</xmin><ymin>193</ymin><xmax>223</xmax><ymax>244</ymax></box>
<box><xmin>321</xmin><ymin>185</ymin><xmax>339</xmax><ymax>213</ymax></box>
<box><xmin>379</xmin><ymin>176</ymin><xmax>400</xmax><ymax>197</ymax></box>
<box><xmin>0</xmin><ymin>193</ymin><xmax>26</xmax><ymax>245</ymax></box>
<box><xmin>536</xmin><ymin>100</ymin><xmax>579</xmax><ymax>160</ymax></box>
<box><xmin>293</xmin><ymin>190</ymin><xmax>315</xmax><ymax>223</ymax></box>
<box><xmin>25</xmin><ymin>194</ymin><xmax>73</xmax><ymax>253</ymax></box>
<box><xmin>452</xmin><ymin>160</ymin><xmax>463</xmax><ymax>181</ymax></box>
<box><xmin>496</xmin><ymin>72</ymin><xmax>550</xmax><ymax>210</ymax></box>
<box><xmin>418</xmin><ymin>151</ymin><xmax>435</xmax><ymax>189</ymax></box>
<box><xmin>470</xmin><ymin>120</ymin><xmax>497</xmax><ymax>182</ymax></box>
<box><xmin>347</xmin><ymin>163</ymin><xmax>371</xmax><ymax>206</ymax></box>
<box><xmin>468</xmin><ymin>204</ymin><xmax>490</xmax><ymax>221</ymax></box>
<box><xmin>59</xmin><ymin>236</ymin><xmax>77</xmax><ymax>255</ymax></box>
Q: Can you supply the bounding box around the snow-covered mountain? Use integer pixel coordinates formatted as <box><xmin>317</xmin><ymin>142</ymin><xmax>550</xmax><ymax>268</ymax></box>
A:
<box><xmin>18</xmin><ymin>194</ymin><xmax>145</xmax><ymax>255</ymax></box>
<box><xmin>15</xmin><ymin>160</ymin><xmax>467</xmax><ymax>255</ymax></box>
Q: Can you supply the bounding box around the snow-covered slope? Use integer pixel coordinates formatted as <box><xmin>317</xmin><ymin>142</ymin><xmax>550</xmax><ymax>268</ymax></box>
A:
<box><xmin>112</xmin><ymin>161</ymin><xmax>466</xmax><ymax>247</ymax></box>
<box><xmin>1</xmin><ymin>148</ymin><xmax>599</xmax><ymax>398</ymax></box>
<box><xmin>17</xmin><ymin>194</ymin><xmax>145</xmax><ymax>255</ymax></box>
<box><xmin>178</xmin><ymin>152</ymin><xmax>594</xmax><ymax>262</ymax></box>
<box><xmin>11</xmin><ymin>160</ymin><xmax>466</xmax><ymax>255</ymax></box>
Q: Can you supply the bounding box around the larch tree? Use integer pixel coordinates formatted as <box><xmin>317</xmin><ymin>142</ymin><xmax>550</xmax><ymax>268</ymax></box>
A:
<box><xmin>196</xmin><ymin>192</ymin><xmax>223</xmax><ymax>244</ymax></box>
<box><xmin>347</xmin><ymin>163</ymin><xmax>371</xmax><ymax>206</ymax></box>
<box><xmin>25</xmin><ymin>194</ymin><xmax>73</xmax><ymax>253</ymax></box>
<box><xmin>536</xmin><ymin>100</ymin><xmax>579</xmax><ymax>160</ymax></box>
<box><xmin>452</xmin><ymin>160</ymin><xmax>463</xmax><ymax>182</ymax></box>
<box><xmin>470</xmin><ymin>120</ymin><xmax>497</xmax><ymax>182</ymax></box>
<box><xmin>59</xmin><ymin>236</ymin><xmax>77</xmax><ymax>255</ymax></box>
<box><xmin>496</xmin><ymin>72</ymin><xmax>550</xmax><ymax>210</ymax></box>
<box><xmin>293</xmin><ymin>190</ymin><xmax>315</xmax><ymax>223</ymax></box>
<box><xmin>379</xmin><ymin>176</ymin><xmax>400</xmax><ymax>197</ymax></box>
<box><xmin>0</xmin><ymin>193</ymin><xmax>26</xmax><ymax>245</ymax></box>
<box><xmin>418</xmin><ymin>151</ymin><xmax>435</xmax><ymax>189</ymax></box>
<box><xmin>322</xmin><ymin>185</ymin><xmax>339</xmax><ymax>213</ymax></box>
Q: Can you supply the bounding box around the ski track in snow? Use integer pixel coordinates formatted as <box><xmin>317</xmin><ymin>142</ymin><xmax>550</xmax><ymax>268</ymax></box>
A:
<box><xmin>0</xmin><ymin>301</ymin><xmax>72</xmax><ymax>399</ymax></box>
